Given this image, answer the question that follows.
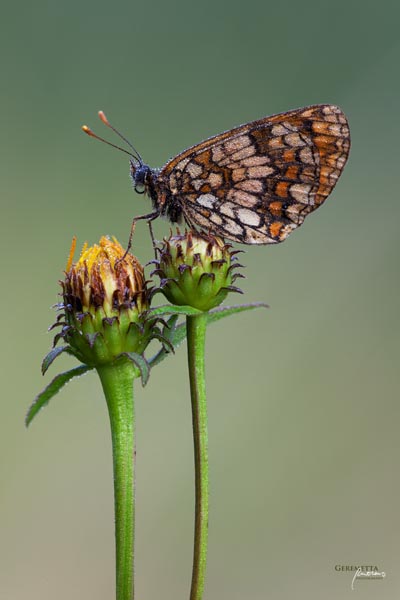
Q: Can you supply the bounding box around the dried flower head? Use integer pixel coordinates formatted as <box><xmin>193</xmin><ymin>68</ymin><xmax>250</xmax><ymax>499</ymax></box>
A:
<box><xmin>54</xmin><ymin>236</ymin><xmax>153</xmax><ymax>366</ymax></box>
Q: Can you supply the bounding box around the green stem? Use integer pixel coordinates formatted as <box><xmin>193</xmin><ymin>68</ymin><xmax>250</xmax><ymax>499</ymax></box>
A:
<box><xmin>97</xmin><ymin>359</ymin><xmax>137</xmax><ymax>600</ymax></box>
<box><xmin>186</xmin><ymin>313</ymin><xmax>209</xmax><ymax>600</ymax></box>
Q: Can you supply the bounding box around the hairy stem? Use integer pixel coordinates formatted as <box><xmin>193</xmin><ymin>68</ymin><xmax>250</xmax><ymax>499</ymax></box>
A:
<box><xmin>186</xmin><ymin>313</ymin><xmax>209</xmax><ymax>600</ymax></box>
<box><xmin>97</xmin><ymin>359</ymin><xmax>137</xmax><ymax>600</ymax></box>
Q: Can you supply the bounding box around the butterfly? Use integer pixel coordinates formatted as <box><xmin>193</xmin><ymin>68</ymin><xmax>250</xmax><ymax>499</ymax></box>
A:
<box><xmin>82</xmin><ymin>104</ymin><xmax>350</xmax><ymax>245</ymax></box>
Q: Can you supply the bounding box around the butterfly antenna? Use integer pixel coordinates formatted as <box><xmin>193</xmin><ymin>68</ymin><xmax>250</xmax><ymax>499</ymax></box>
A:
<box><xmin>82</xmin><ymin>125</ymin><xmax>137</xmax><ymax>160</ymax></box>
<box><xmin>98</xmin><ymin>110</ymin><xmax>144</xmax><ymax>165</ymax></box>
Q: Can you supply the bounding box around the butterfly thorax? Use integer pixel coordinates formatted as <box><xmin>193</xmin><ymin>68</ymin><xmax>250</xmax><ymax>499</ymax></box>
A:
<box><xmin>130</xmin><ymin>159</ymin><xmax>184</xmax><ymax>224</ymax></box>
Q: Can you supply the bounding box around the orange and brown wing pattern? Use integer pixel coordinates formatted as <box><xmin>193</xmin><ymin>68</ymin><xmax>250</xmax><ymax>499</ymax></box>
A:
<box><xmin>158</xmin><ymin>104</ymin><xmax>350</xmax><ymax>244</ymax></box>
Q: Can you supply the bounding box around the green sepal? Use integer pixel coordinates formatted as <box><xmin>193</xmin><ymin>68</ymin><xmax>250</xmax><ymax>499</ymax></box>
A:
<box><xmin>151</xmin><ymin>332</ymin><xmax>175</xmax><ymax>354</ymax></box>
<box><xmin>121</xmin><ymin>352</ymin><xmax>150</xmax><ymax>387</ymax></box>
<box><xmin>41</xmin><ymin>346</ymin><xmax>76</xmax><ymax>375</ymax></box>
<box><xmin>163</xmin><ymin>313</ymin><xmax>179</xmax><ymax>332</ymax></box>
<box><xmin>26</xmin><ymin>365</ymin><xmax>93</xmax><ymax>427</ymax></box>
<box><xmin>148</xmin><ymin>314</ymin><xmax>187</xmax><ymax>368</ymax></box>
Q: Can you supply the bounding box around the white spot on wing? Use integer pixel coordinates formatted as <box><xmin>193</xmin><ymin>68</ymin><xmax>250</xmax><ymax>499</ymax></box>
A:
<box><xmin>224</xmin><ymin>135</ymin><xmax>251</xmax><ymax>154</ymax></box>
<box><xmin>286</xmin><ymin>203</ymin><xmax>306</xmax><ymax>224</ymax></box>
<box><xmin>285</xmin><ymin>133</ymin><xmax>306</xmax><ymax>147</ymax></box>
<box><xmin>220</xmin><ymin>202</ymin><xmax>235</xmax><ymax>218</ymax></box>
<box><xmin>236</xmin><ymin>179</ymin><xmax>263</xmax><ymax>193</ymax></box>
<box><xmin>247</xmin><ymin>166</ymin><xmax>274</xmax><ymax>178</ymax></box>
<box><xmin>245</xmin><ymin>228</ymin><xmax>273</xmax><ymax>244</ymax></box>
<box><xmin>192</xmin><ymin>179</ymin><xmax>204</xmax><ymax>191</ymax></box>
<box><xmin>241</xmin><ymin>156</ymin><xmax>271</xmax><ymax>167</ymax></box>
<box><xmin>208</xmin><ymin>172</ymin><xmax>223</xmax><ymax>188</ymax></box>
<box><xmin>231</xmin><ymin>168</ymin><xmax>246</xmax><ymax>182</ymax></box>
<box><xmin>271</xmin><ymin>124</ymin><xmax>291</xmax><ymax>136</ymax></box>
<box><xmin>237</xmin><ymin>208</ymin><xmax>260</xmax><ymax>227</ymax></box>
<box><xmin>176</xmin><ymin>158</ymin><xmax>190</xmax><ymax>170</ymax></box>
<box><xmin>197</xmin><ymin>193</ymin><xmax>217</xmax><ymax>208</ymax></box>
<box><xmin>281</xmin><ymin>223</ymin><xmax>297</xmax><ymax>237</ymax></box>
<box><xmin>212</xmin><ymin>146</ymin><xmax>225</xmax><ymax>162</ymax></box>
<box><xmin>290</xmin><ymin>183</ymin><xmax>313</xmax><ymax>204</ymax></box>
<box><xmin>222</xmin><ymin>216</ymin><xmax>243</xmax><ymax>236</ymax></box>
<box><xmin>299</xmin><ymin>147</ymin><xmax>315</xmax><ymax>165</ymax></box>
<box><xmin>210</xmin><ymin>212</ymin><xmax>223</xmax><ymax>225</ymax></box>
<box><xmin>228</xmin><ymin>189</ymin><xmax>258</xmax><ymax>208</ymax></box>
<box><xmin>229</xmin><ymin>145</ymin><xmax>255</xmax><ymax>162</ymax></box>
<box><xmin>186</xmin><ymin>162</ymin><xmax>203</xmax><ymax>178</ymax></box>
<box><xmin>189</xmin><ymin>212</ymin><xmax>210</xmax><ymax>228</ymax></box>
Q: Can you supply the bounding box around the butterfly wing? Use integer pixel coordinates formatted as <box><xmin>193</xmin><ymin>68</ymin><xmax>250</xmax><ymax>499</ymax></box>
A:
<box><xmin>158</xmin><ymin>104</ymin><xmax>350</xmax><ymax>244</ymax></box>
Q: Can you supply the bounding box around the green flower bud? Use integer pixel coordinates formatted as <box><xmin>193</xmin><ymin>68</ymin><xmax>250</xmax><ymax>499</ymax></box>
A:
<box><xmin>55</xmin><ymin>236</ymin><xmax>154</xmax><ymax>367</ymax></box>
<box><xmin>153</xmin><ymin>231</ymin><xmax>243</xmax><ymax>311</ymax></box>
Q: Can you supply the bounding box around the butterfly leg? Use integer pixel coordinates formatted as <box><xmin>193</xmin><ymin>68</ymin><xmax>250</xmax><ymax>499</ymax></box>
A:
<box><xmin>147</xmin><ymin>220</ymin><xmax>159</xmax><ymax>258</ymax></box>
<box><xmin>117</xmin><ymin>210</ymin><xmax>159</xmax><ymax>263</ymax></box>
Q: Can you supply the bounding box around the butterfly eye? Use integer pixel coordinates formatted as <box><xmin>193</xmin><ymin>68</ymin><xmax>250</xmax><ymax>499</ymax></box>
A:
<box><xmin>134</xmin><ymin>182</ymin><xmax>146</xmax><ymax>194</ymax></box>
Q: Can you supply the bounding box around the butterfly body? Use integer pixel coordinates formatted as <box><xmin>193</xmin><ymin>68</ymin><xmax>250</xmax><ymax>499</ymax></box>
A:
<box><xmin>87</xmin><ymin>104</ymin><xmax>350</xmax><ymax>245</ymax></box>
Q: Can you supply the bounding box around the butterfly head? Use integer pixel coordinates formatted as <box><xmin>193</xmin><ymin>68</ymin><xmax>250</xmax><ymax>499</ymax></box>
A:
<box><xmin>130</xmin><ymin>160</ymin><xmax>153</xmax><ymax>195</ymax></box>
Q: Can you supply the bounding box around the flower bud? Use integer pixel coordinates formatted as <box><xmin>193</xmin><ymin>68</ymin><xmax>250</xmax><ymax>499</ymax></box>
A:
<box><xmin>153</xmin><ymin>231</ymin><xmax>243</xmax><ymax>311</ymax></box>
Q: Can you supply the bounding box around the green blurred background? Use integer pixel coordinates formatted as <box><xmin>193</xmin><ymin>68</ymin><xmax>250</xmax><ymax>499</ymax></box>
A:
<box><xmin>1</xmin><ymin>0</ymin><xmax>399</xmax><ymax>598</ymax></box>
